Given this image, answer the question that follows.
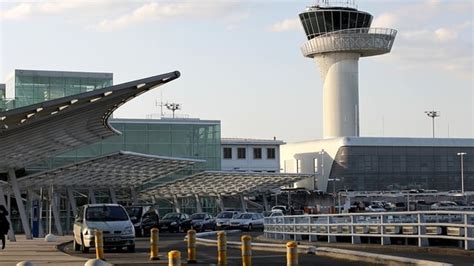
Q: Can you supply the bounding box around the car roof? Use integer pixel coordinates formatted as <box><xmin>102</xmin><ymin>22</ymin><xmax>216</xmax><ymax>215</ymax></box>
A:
<box><xmin>84</xmin><ymin>204</ymin><xmax>123</xmax><ymax>207</ymax></box>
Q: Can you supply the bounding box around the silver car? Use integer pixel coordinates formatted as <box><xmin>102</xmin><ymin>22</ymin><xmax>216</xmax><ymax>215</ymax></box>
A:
<box><xmin>229</xmin><ymin>212</ymin><xmax>264</xmax><ymax>231</ymax></box>
<box><xmin>73</xmin><ymin>204</ymin><xmax>135</xmax><ymax>253</ymax></box>
<box><xmin>216</xmin><ymin>211</ymin><xmax>240</xmax><ymax>229</ymax></box>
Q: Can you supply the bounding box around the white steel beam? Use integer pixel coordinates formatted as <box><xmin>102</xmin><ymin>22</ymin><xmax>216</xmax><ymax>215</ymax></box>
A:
<box><xmin>51</xmin><ymin>190</ymin><xmax>63</xmax><ymax>236</ymax></box>
<box><xmin>173</xmin><ymin>195</ymin><xmax>180</xmax><ymax>213</ymax></box>
<box><xmin>8</xmin><ymin>169</ymin><xmax>32</xmax><ymax>239</ymax></box>
<box><xmin>109</xmin><ymin>188</ymin><xmax>117</xmax><ymax>204</ymax></box>
<box><xmin>194</xmin><ymin>194</ymin><xmax>202</xmax><ymax>213</ymax></box>
<box><xmin>88</xmin><ymin>188</ymin><xmax>96</xmax><ymax>204</ymax></box>
<box><xmin>66</xmin><ymin>188</ymin><xmax>77</xmax><ymax>217</ymax></box>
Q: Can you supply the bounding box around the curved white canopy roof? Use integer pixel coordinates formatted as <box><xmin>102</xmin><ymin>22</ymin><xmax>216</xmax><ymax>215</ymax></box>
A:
<box><xmin>0</xmin><ymin>71</ymin><xmax>180</xmax><ymax>171</ymax></box>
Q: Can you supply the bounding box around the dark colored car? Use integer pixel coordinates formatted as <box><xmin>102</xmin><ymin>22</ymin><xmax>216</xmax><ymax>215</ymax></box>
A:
<box><xmin>188</xmin><ymin>213</ymin><xmax>216</xmax><ymax>232</ymax></box>
<box><xmin>125</xmin><ymin>205</ymin><xmax>153</xmax><ymax>237</ymax></box>
<box><xmin>140</xmin><ymin>209</ymin><xmax>160</xmax><ymax>236</ymax></box>
<box><xmin>159</xmin><ymin>213</ymin><xmax>190</xmax><ymax>232</ymax></box>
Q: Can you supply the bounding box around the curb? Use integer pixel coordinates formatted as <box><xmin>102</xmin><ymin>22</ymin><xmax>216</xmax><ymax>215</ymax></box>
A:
<box><xmin>195</xmin><ymin>237</ymin><xmax>450</xmax><ymax>266</ymax></box>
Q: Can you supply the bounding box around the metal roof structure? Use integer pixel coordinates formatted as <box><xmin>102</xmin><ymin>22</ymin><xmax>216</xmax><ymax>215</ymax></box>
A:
<box><xmin>0</xmin><ymin>71</ymin><xmax>180</xmax><ymax>172</ymax></box>
<box><xmin>141</xmin><ymin>171</ymin><xmax>315</xmax><ymax>198</ymax></box>
<box><xmin>15</xmin><ymin>151</ymin><xmax>203</xmax><ymax>189</ymax></box>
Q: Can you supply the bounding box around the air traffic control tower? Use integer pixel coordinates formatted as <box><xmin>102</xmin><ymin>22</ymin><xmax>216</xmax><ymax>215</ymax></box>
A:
<box><xmin>299</xmin><ymin>1</ymin><xmax>397</xmax><ymax>139</ymax></box>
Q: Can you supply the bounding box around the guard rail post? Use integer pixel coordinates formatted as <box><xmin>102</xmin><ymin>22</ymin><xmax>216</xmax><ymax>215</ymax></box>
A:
<box><xmin>150</xmin><ymin>228</ymin><xmax>159</xmax><ymax>260</ymax></box>
<box><xmin>94</xmin><ymin>230</ymin><xmax>104</xmax><ymax>260</ymax></box>
<box><xmin>286</xmin><ymin>241</ymin><xmax>298</xmax><ymax>266</ymax></box>
<box><xmin>241</xmin><ymin>235</ymin><xmax>252</xmax><ymax>266</ymax></box>
<box><xmin>168</xmin><ymin>250</ymin><xmax>181</xmax><ymax>266</ymax></box>
<box><xmin>187</xmin><ymin>229</ymin><xmax>197</xmax><ymax>263</ymax></box>
<box><xmin>217</xmin><ymin>231</ymin><xmax>227</xmax><ymax>265</ymax></box>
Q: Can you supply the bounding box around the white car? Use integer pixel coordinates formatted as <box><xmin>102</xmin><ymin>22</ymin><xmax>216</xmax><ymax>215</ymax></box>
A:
<box><xmin>365</xmin><ymin>205</ymin><xmax>386</xmax><ymax>212</ymax></box>
<box><xmin>229</xmin><ymin>213</ymin><xmax>264</xmax><ymax>231</ymax></box>
<box><xmin>73</xmin><ymin>204</ymin><xmax>135</xmax><ymax>253</ymax></box>
<box><xmin>216</xmin><ymin>211</ymin><xmax>240</xmax><ymax>229</ymax></box>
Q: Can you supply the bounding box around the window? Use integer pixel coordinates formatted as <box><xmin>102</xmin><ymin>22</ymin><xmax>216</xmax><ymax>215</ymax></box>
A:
<box><xmin>223</xmin><ymin>147</ymin><xmax>232</xmax><ymax>159</ymax></box>
<box><xmin>253</xmin><ymin>148</ymin><xmax>262</xmax><ymax>159</ymax></box>
<box><xmin>237</xmin><ymin>147</ymin><xmax>246</xmax><ymax>159</ymax></box>
<box><xmin>267</xmin><ymin>148</ymin><xmax>276</xmax><ymax>159</ymax></box>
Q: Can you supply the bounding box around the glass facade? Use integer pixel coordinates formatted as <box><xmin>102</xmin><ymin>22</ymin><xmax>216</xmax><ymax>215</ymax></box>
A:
<box><xmin>329</xmin><ymin>146</ymin><xmax>474</xmax><ymax>191</ymax></box>
<box><xmin>1</xmin><ymin>69</ymin><xmax>112</xmax><ymax>110</ymax></box>
<box><xmin>26</xmin><ymin>119</ymin><xmax>222</xmax><ymax>177</ymax></box>
<box><xmin>299</xmin><ymin>8</ymin><xmax>373</xmax><ymax>40</ymax></box>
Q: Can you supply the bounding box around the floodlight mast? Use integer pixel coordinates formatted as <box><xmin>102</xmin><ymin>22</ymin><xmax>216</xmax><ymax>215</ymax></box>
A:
<box><xmin>425</xmin><ymin>110</ymin><xmax>440</xmax><ymax>138</ymax></box>
<box><xmin>299</xmin><ymin>1</ymin><xmax>396</xmax><ymax>138</ymax></box>
<box><xmin>165</xmin><ymin>102</ymin><xmax>181</xmax><ymax>118</ymax></box>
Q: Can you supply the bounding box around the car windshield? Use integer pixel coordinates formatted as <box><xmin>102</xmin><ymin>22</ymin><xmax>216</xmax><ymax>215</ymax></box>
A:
<box><xmin>86</xmin><ymin>206</ymin><xmax>129</xmax><ymax>222</ymax></box>
<box><xmin>191</xmin><ymin>213</ymin><xmax>206</xmax><ymax>220</ymax></box>
<box><xmin>125</xmin><ymin>207</ymin><xmax>143</xmax><ymax>219</ymax></box>
<box><xmin>217</xmin><ymin>212</ymin><xmax>234</xmax><ymax>219</ymax></box>
<box><xmin>163</xmin><ymin>213</ymin><xmax>180</xmax><ymax>219</ymax></box>
<box><xmin>236</xmin><ymin>214</ymin><xmax>252</xmax><ymax>219</ymax></box>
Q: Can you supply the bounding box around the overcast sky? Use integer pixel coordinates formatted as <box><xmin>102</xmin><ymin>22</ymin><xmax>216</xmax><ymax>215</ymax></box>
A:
<box><xmin>1</xmin><ymin>0</ymin><xmax>472</xmax><ymax>141</ymax></box>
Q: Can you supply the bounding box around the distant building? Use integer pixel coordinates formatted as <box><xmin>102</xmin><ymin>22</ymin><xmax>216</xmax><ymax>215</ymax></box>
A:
<box><xmin>0</xmin><ymin>83</ymin><xmax>5</xmax><ymax>98</ymax></box>
<box><xmin>2</xmin><ymin>69</ymin><xmax>112</xmax><ymax>109</ymax></box>
<box><xmin>221</xmin><ymin>138</ymin><xmax>285</xmax><ymax>173</ymax></box>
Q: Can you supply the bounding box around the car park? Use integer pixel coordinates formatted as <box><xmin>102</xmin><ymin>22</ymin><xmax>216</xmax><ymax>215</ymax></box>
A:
<box><xmin>216</xmin><ymin>211</ymin><xmax>240</xmax><ymax>229</ymax></box>
<box><xmin>189</xmin><ymin>213</ymin><xmax>216</xmax><ymax>232</ymax></box>
<box><xmin>159</xmin><ymin>212</ymin><xmax>191</xmax><ymax>232</ymax></box>
<box><xmin>73</xmin><ymin>204</ymin><xmax>135</xmax><ymax>253</ymax></box>
<box><xmin>229</xmin><ymin>212</ymin><xmax>264</xmax><ymax>231</ymax></box>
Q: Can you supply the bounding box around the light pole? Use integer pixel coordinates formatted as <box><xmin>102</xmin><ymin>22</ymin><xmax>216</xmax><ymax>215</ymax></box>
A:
<box><xmin>328</xmin><ymin>178</ymin><xmax>340</xmax><ymax>212</ymax></box>
<box><xmin>457</xmin><ymin>152</ymin><xmax>467</xmax><ymax>195</ymax></box>
<box><xmin>425</xmin><ymin>111</ymin><xmax>440</xmax><ymax>138</ymax></box>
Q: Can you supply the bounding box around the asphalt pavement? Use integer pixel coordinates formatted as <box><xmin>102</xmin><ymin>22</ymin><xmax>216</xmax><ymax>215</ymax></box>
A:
<box><xmin>63</xmin><ymin>231</ymin><xmax>370</xmax><ymax>265</ymax></box>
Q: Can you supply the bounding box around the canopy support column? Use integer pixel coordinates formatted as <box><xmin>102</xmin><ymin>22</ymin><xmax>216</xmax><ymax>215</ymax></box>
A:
<box><xmin>9</xmin><ymin>169</ymin><xmax>32</xmax><ymax>239</ymax></box>
<box><xmin>52</xmin><ymin>190</ymin><xmax>63</xmax><ymax>236</ymax></box>
<box><xmin>0</xmin><ymin>184</ymin><xmax>15</xmax><ymax>241</ymax></box>
<box><xmin>131</xmin><ymin>187</ymin><xmax>138</xmax><ymax>205</ymax></box>
<box><xmin>109</xmin><ymin>188</ymin><xmax>117</xmax><ymax>204</ymax></box>
<box><xmin>173</xmin><ymin>195</ymin><xmax>180</xmax><ymax>213</ymax></box>
<box><xmin>263</xmin><ymin>195</ymin><xmax>269</xmax><ymax>211</ymax></box>
<box><xmin>194</xmin><ymin>194</ymin><xmax>202</xmax><ymax>213</ymax></box>
<box><xmin>38</xmin><ymin>188</ymin><xmax>44</xmax><ymax>238</ymax></box>
<box><xmin>66</xmin><ymin>191</ymin><xmax>71</xmax><ymax>234</ymax></box>
<box><xmin>217</xmin><ymin>195</ymin><xmax>225</xmax><ymax>212</ymax></box>
<box><xmin>88</xmin><ymin>188</ymin><xmax>96</xmax><ymax>204</ymax></box>
<box><xmin>67</xmin><ymin>188</ymin><xmax>77</xmax><ymax>218</ymax></box>
<box><xmin>240</xmin><ymin>194</ymin><xmax>247</xmax><ymax>213</ymax></box>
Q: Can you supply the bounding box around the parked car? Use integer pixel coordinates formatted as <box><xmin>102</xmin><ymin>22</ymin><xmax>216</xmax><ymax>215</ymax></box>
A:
<box><xmin>125</xmin><ymin>205</ymin><xmax>154</xmax><ymax>237</ymax></box>
<box><xmin>431</xmin><ymin>201</ymin><xmax>458</xmax><ymax>210</ymax></box>
<box><xmin>269</xmin><ymin>211</ymin><xmax>284</xmax><ymax>217</ymax></box>
<box><xmin>229</xmin><ymin>212</ymin><xmax>264</xmax><ymax>231</ymax></box>
<box><xmin>216</xmin><ymin>211</ymin><xmax>240</xmax><ymax>230</ymax></box>
<box><xmin>365</xmin><ymin>205</ymin><xmax>386</xmax><ymax>212</ymax></box>
<box><xmin>139</xmin><ymin>209</ymin><xmax>160</xmax><ymax>236</ymax></box>
<box><xmin>188</xmin><ymin>213</ymin><xmax>216</xmax><ymax>232</ymax></box>
<box><xmin>73</xmin><ymin>204</ymin><xmax>135</xmax><ymax>253</ymax></box>
<box><xmin>271</xmin><ymin>205</ymin><xmax>287</xmax><ymax>214</ymax></box>
<box><xmin>159</xmin><ymin>212</ymin><xmax>190</xmax><ymax>232</ymax></box>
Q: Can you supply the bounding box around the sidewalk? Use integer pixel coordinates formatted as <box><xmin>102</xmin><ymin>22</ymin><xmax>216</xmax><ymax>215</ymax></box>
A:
<box><xmin>0</xmin><ymin>235</ymin><xmax>87</xmax><ymax>266</ymax></box>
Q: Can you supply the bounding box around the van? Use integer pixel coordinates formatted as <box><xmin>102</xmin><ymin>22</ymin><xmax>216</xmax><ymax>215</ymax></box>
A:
<box><xmin>73</xmin><ymin>204</ymin><xmax>135</xmax><ymax>253</ymax></box>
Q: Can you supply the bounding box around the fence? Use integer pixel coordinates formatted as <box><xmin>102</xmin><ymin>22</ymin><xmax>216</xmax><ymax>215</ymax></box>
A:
<box><xmin>264</xmin><ymin>211</ymin><xmax>474</xmax><ymax>250</ymax></box>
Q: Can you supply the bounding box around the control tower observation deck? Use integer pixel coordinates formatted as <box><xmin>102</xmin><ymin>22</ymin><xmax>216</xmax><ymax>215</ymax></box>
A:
<box><xmin>299</xmin><ymin>2</ymin><xmax>397</xmax><ymax>139</ymax></box>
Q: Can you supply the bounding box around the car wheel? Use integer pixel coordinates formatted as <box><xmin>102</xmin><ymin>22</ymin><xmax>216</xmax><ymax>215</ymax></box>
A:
<box><xmin>80</xmin><ymin>235</ymin><xmax>89</xmax><ymax>253</ymax></box>
<box><xmin>247</xmin><ymin>224</ymin><xmax>252</xmax><ymax>231</ymax></box>
<box><xmin>127</xmin><ymin>244</ymin><xmax>135</xmax><ymax>253</ymax></box>
<box><xmin>73</xmin><ymin>237</ymin><xmax>80</xmax><ymax>251</ymax></box>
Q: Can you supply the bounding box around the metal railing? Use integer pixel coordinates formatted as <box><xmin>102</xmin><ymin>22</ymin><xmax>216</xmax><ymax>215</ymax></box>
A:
<box><xmin>319</xmin><ymin>27</ymin><xmax>397</xmax><ymax>38</ymax></box>
<box><xmin>264</xmin><ymin>211</ymin><xmax>474</xmax><ymax>250</ymax></box>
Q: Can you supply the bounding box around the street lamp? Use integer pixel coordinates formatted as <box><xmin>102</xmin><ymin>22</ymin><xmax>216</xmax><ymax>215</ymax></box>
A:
<box><xmin>425</xmin><ymin>111</ymin><xmax>440</xmax><ymax>138</ymax></box>
<box><xmin>457</xmin><ymin>152</ymin><xmax>467</xmax><ymax>195</ymax></box>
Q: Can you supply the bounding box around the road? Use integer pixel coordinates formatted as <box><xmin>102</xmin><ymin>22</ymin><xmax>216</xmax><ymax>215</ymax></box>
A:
<box><xmin>63</xmin><ymin>231</ymin><xmax>369</xmax><ymax>265</ymax></box>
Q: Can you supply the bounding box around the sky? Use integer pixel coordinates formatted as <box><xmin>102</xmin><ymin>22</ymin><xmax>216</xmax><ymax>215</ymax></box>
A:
<box><xmin>0</xmin><ymin>0</ymin><xmax>473</xmax><ymax>142</ymax></box>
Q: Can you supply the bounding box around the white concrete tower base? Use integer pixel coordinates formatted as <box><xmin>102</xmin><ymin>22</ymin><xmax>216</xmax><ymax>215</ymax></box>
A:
<box><xmin>315</xmin><ymin>52</ymin><xmax>360</xmax><ymax>139</ymax></box>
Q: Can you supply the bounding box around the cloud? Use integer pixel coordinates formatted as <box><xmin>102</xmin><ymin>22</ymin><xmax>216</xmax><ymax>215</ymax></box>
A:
<box><xmin>95</xmin><ymin>1</ymin><xmax>241</xmax><ymax>31</ymax></box>
<box><xmin>0</xmin><ymin>3</ymin><xmax>32</xmax><ymax>20</ymax></box>
<box><xmin>269</xmin><ymin>18</ymin><xmax>302</xmax><ymax>32</ymax></box>
<box><xmin>434</xmin><ymin>27</ymin><xmax>458</xmax><ymax>42</ymax></box>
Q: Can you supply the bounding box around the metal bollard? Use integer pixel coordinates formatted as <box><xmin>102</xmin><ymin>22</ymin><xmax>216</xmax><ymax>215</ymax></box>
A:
<box><xmin>286</xmin><ymin>241</ymin><xmax>298</xmax><ymax>266</ymax></box>
<box><xmin>94</xmin><ymin>230</ymin><xmax>104</xmax><ymax>260</ymax></box>
<box><xmin>217</xmin><ymin>231</ymin><xmax>227</xmax><ymax>266</ymax></box>
<box><xmin>187</xmin><ymin>229</ymin><xmax>197</xmax><ymax>263</ymax></box>
<box><xmin>168</xmin><ymin>250</ymin><xmax>181</xmax><ymax>266</ymax></box>
<box><xmin>241</xmin><ymin>235</ymin><xmax>252</xmax><ymax>266</ymax></box>
<box><xmin>150</xmin><ymin>228</ymin><xmax>159</xmax><ymax>260</ymax></box>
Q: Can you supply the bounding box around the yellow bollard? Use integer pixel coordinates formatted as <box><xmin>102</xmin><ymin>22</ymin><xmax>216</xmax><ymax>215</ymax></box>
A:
<box><xmin>286</xmin><ymin>241</ymin><xmax>298</xmax><ymax>266</ymax></box>
<box><xmin>187</xmin><ymin>229</ymin><xmax>197</xmax><ymax>263</ymax></box>
<box><xmin>241</xmin><ymin>235</ymin><xmax>252</xmax><ymax>266</ymax></box>
<box><xmin>217</xmin><ymin>231</ymin><xmax>227</xmax><ymax>266</ymax></box>
<box><xmin>168</xmin><ymin>250</ymin><xmax>181</xmax><ymax>266</ymax></box>
<box><xmin>150</xmin><ymin>228</ymin><xmax>159</xmax><ymax>260</ymax></box>
<box><xmin>94</xmin><ymin>230</ymin><xmax>104</xmax><ymax>260</ymax></box>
